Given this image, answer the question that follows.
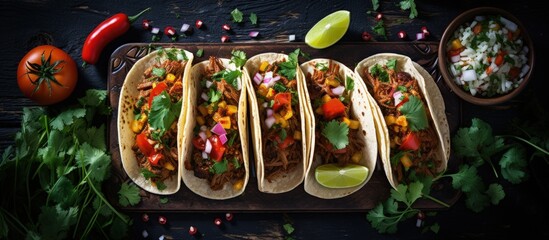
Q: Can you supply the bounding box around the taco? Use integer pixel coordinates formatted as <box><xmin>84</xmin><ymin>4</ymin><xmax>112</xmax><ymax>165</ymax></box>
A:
<box><xmin>118</xmin><ymin>47</ymin><xmax>193</xmax><ymax>194</ymax></box>
<box><xmin>244</xmin><ymin>49</ymin><xmax>309</xmax><ymax>193</ymax></box>
<box><xmin>300</xmin><ymin>59</ymin><xmax>378</xmax><ymax>199</ymax></box>
<box><xmin>181</xmin><ymin>52</ymin><xmax>249</xmax><ymax>199</ymax></box>
<box><xmin>355</xmin><ymin>53</ymin><xmax>451</xmax><ymax>189</ymax></box>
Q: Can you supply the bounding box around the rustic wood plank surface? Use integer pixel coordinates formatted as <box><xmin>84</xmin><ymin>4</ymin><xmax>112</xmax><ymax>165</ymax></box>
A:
<box><xmin>1</xmin><ymin>0</ymin><xmax>548</xmax><ymax>239</ymax></box>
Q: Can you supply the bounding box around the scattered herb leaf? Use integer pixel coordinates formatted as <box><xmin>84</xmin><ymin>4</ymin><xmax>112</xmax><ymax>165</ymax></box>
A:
<box><xmin>231</xmin><ymin>8</ymin><xmax>244</xmax><ymax>23</ymax></box>
<box><xmin>321</xmin><ymin>120</ymin><xmax>349</xmax><ymax>150</ymax></box>
<box><xmin>250</xmin><ymin>12</ymin><xmax>258</xmax><ymax>25</ymax></box>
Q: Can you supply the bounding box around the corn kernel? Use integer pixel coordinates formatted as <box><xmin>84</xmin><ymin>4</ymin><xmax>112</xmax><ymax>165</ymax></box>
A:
<box><xmin>207</xmin><ymin>104</ymin><xmax>215</xmax><ymax>114</ymax></box>
<box><xmin>166</xmin><ymin>73</ymin><xmax>176</xmax><ymax>82</ymax></box>
<box><xmin>218</xmin><ymin>101</ymin><xmax>227</xmax><ymax>109</ymax></box>
<box><xmin>131</xmin><ymin>120</ymin><xmax>143</xmax><ymax>133</ymax></box>
<box><xmin>198</xmin><ymin>105</ymin><xmax>208</xmax><ymax>116</ymax></box>
<box><xmin>219</xmin><ymin>116</ymin><xmax>231</xmax><ymax>129</ymax></box>
<box><xmin>351</xmin><ymin>152</ymin><xmax>362</xmax><ymax>163</ymax></box>
<box><xmin>349</xmin><ymin>120</ymin><xmax>360</xmax><ymax>129</ymax></box>
<box><xmin>451</xmin><ymin>39</ymin><xmax>463</xmax><ymax>50</ymax></box>
<box><xmin>164</xmin><ymin>162</ymin><xmax>175</xmax><ymax>171</ymax></box>
<box><xmin>265</xmin><ymin>88</ymin><xmax>276</xmax><ymax>99</ymax></box>
<box><xmin>396</xmin><ymin>115</ymin><xmax>408</xmax><ymax>127</ymax></box>
<box><xmin>233</xmin><ymin>179</ymin><xmax>244</xmax><ymax>191</ymax></box>
<box><xmin>226</xmin><ymin>105</ymin><xmax>238</xmax><ymax>115</ymax></box>
<box><xmin>385</xmin><ymin>115</ymin><xmax>396</xmax><ymax>125</ymax></box>
<box><xmin>259</xmin><ymin>61</ymin><xmax>269</xmax><ymax>72</ymax></box>
<box><xmin>212</xmin><ymin>112</ymin><xmax>222</xmax><ymax>123</ymax></box>
<box><xmin>325</xmin><ymin>76</ymin><xmax>340</xmax><ymax>87</ymax></box>
<box><xmin>257</xmin><ymin>84</ymin><xmax>268</xmax><ymax>97</ymax></box>
<box><xmin>322</xmin><ymin>94</ymin><xmax>332</xmax><ymax>103</ymax></box>
<box><xmin>196</xmin><ymin>116</ymin><xmax>205</xmax><ymax>125</ymax></box>
<box><xmin>281</xmin><ymin>108</ymin><xmax>293</xmax><ymax>120</ymax></box>
<box><xmin>342</xmin><ymin>117</ymin><xmax>351</xmax><ymax>126</ymax></box>
<box><xmin>293</xmin><ymin>130</ymin><xmax>302</xmax><ymax>141</ymax></box>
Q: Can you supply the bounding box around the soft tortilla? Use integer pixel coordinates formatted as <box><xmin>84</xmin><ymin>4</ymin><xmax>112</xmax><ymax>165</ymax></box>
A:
<box><xmin>180</xmin><ymin>58</ymin><xmax>250</xmax><ymax>200</ymax></box>
<box><xmin>243</xmin><ymin>52</ymin><xmax>309</xmax><ymax>194</ymax></box>
<box><xmin>117</xmin><ymin>48</ymin><xmax>194</xmax><ymax>195</ymax></box>
<box><xmin>354</xmin><ymin>53</ymin><xmax>450</xmax><ymax>189</ymax></box>
<box><xmin>300</xmin><ymin>59</ymin><xmax>378</xmax><ymax>199</ymax></box>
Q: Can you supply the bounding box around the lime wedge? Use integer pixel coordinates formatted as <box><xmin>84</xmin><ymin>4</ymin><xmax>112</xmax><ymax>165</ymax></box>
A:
<box><xmin>305</xmin><ymin>10</ymin><xmax>350</xmax><ymax>49</ymax></box>
<box><xmin>315</xmin><ymin>163</ymin><xmax>369</xmax><ymax>188</ymax></box>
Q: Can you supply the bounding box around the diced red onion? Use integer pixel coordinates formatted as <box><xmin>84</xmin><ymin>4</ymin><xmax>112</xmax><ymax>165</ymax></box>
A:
<box><xmin>211</xmin><ymin>122</ymin><xmax>227</xmax><ymax>136</ymax></box>
<box><xmin>201</xmin><ymin>92</ymin><xmax>209</xmax><ymax>101</ymax></box>
<box><xmin>249</xmin><ymin>31</ymin><xmax>259</xmax><ymax>38</ymax></box>
<box><xmin>266</xmin><ymin>108</ymin><xmax>274</xmax><ymax>117</ymax></box>
<box><xmin>198</xmin><ymin>131</ymin><xmax>207</xmax><ymax>141</ymax></box>
<box><xmin>263</xmin><ymin>71</ymin><xmax>273</xmax><ymax>83</ymax></box>
<box><xmin>272</xmin><ymin>75</ymin><xmax>280</xmax><ymax>82</ymax></box>
<box><xmin>416</xmin><ymin>32</ymin><xmax>425</xmax><ymax>41</ymax></box>
<box><xmin>288</xmin><ymin>34</ymin><xmax>296</xmax><ymax>42</ymax></box>
<box><xmin>180</xmin><ymin>23</ymin><xmax>190</xmax><ymax>32</ymax></box>
<box><xmin>265</xmin><ymin>116</ymin><xmax>276</xmax><ymax>129</ymax></box>
<box><xmin>331</xmin><ymin>85</ymin><xmax>345</xmax><ymax>96</ymax></box>
<box><xmin>393</xmin><ymin>91</ymin><xmax>403</xmax><ymax>106</ymax></box>
<box><xmin>219</xmin><ymin>134</ymin><xmax>228</xmax><ymax>145</ymax></box>
<box><xmin>500</xmin><ymin>17</ymin><xmax>518</xmax><ymax>32</ymax></box>
<box><xmin>206</xmin><ymin>80</ymin><xmax>213</xmax><ymax>88</ymax></box>
<box><xmin>151</xmin><ymin>27</ymin><xmax>160</xmax><ymax>34</ymax></box>
<box><xmin>205</xmin><ymin>139</ymin><xmax>212</xmax><ymax>153</ymax></box>
<box><xmin>202</xmin><ymin>151</ymin><xmax>209</xmax><ymax>159</ymax></box>
<box><xmin>462</xmin><ymin>69</ymin><xmax>477</xmax><ymax>82</ymax></box>
<box><xmin>253</xmin><ymin>72</ymin><xmax>263</xmax><ymax>85</ymax></box>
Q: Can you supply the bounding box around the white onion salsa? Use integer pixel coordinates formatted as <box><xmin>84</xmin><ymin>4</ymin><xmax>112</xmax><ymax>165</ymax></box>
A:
<box><xmin>446</xmin><ymin>15</ymin><xmax>530</xmax><ymax>97</ymax></box>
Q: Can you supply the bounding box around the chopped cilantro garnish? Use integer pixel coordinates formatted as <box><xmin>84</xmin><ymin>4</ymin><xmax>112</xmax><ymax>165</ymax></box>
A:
<box><xmin>208</xmin><ymin>88</ymin><xmax>222</xmax><ymax>103</ymax></box>
<box><xmin>386</xmin><ymin>59</ymin><xmax>397</xmax><ymax>70</ymax></box>
<box><xmin>321</xmin><ymin>120</ymin><xmax>349</xmax><ymax>150</ymax></box>
<box><xmin>345</xmin><ymin>76</ymin><xmax>354</xmax><ymax>91</ymax></box>
<box><xmin>118</xmin><ymin>183</ymin><xmax>141</xmax><ymax>207</ymax></box>
<box><xmin>372</xmin><ymin>20</ymin><xmax>387</xmax><ymax>40</ymax></box>
<box><xmin>399</xmin><ymin>0</ymin><xmax>418</xmax><ymax>19</ymax></box>
<box><xmin>152</xmin><ymin>68</ymin><xmax>166</xmax><ymax>77</ymax></box>
<box><xmin>196</xmin><ymin>48</ymin><xmax>204</xmax><ymax>57</ymax></box>
<box><xmin>231</xmin><ymin>8</ymin><xmax>243</xmax><ymax>23</ymax></box>
<box><xmin>230</xmin><ymin>50</ymin><xmax>247</xmax><ymax>68</ymax></box>
<box><xmin>278</xmin><ymin>49</ymin><xmax>301</xmax><ymax>80</ymax></box>
<box><xmin>249</xmin><ymin>13</ymin><xmax>258</xmax><ymax>25</ymax></box>
<box><xmin>399</xmin><ymin>95</ymin><xmax>428</xmax><ymax>131</ymax></box>
<box><xmin>148</xmin><ymin>91</ymin><xmax>182</xmax><ymax>140</ymax></box>
<box><xmin>211</xmin><ymin>159</ymin><xmax>228</xmax><ymax>174</ymax></box>
<box><xmin>316</xmin><ymin>62</ymin><xmax>328</xmax><ymax>71</ymax></box>
<box><xmin>232</xmin><ymin>157</ymin><xmax>241</xmax><ymax>169</ymax></box>
<box><xmin>273</xmin><ymin>81</ymin><xmax>287</xmax><ymax>92</ymax></box>
<box><xmin>212</xmin><ymin>69</ymin><xmax>241</xmax><ymax>88</ymax></box>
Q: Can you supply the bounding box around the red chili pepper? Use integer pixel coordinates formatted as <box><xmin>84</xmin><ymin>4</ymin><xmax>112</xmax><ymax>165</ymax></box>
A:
<box><xmin>158</xmin><ymin>215</ymin><xmax>167</xmax><ymax>225</ymax></box>
<box><xmin>148</xmin><ymin>152</ymin><xmax>164</xmax><ymax>166</ymax></box>
<box><xmin>214</xmin><ymin>218</ymin><xmax>223</xmax><ymax>227</ymax></box>
<box><xmin>82</xmin><ymin>7</ymin><xmax>151</xmax><ymax>66</ymax></box>
<box><xmin>322</xmin><ymin>98</ymin><xmax>346</xmax><ymax>120</ymax></box>
<box><xmin>208</xmin><ymin>135</ymin><xmax>226</xmax><ymax>162</ymax></box>
<box><xmin>421</xmin><ymin>26</ymin><xmax>430</xmax><ymax>36</ymax></box>
<box><xmin>275</xmin><ymin>135</ymin><xmax>295</xmax><ymax>149</ymax></box>
<box><xmin>225</xmin><ymin>213</ymin><xmax>234</xmax><ymax>221</ymax></box>
<box><xmin>398</xmin><ymin>30</ymin><xmax>407</xmax><ymax>39</ymax></box>
<box><xmin>189</xmin><ymin>226</ymin><xmax>198</xmax><ymax>235</ymax></box>
<box><xmin>142</xmin><ymin>19</ymin><xmax>151</xmax><ymax>30</ymax></box>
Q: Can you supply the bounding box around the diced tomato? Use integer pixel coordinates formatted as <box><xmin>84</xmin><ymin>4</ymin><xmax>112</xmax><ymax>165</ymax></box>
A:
<box><xmin>508</xmin><ymin>67</ymin><xmax>521</xmax><ymax>80</ymax></box>
<box><xmin>148</xmin><ymin>152</ymin><xmax>164</xmax><ymax>166</ymax></box>
<box><xmin>148</xmin><ymin>82</ymin><xmax>168</xmax><ymax>107</ymax></box>
<box><xmin>136</xmin><ymin>132</ymin><xmax>155</xmax><ymax>156</ymax></box>
<box><xmin>272</xmin><ymin>93</ymin><xmax>291</xmax><ymax>111</ymax></box>
<box><xmin>192</xmin><ymin>136</ymin><xmax>206</xmax><ymax>151</ymax></box>
<box><xmin>395</xmin><ymin>95</ymin><xmax>409</xmax><ymax>109</ymax></box>
<box><xmin>321</xmin><ymin>98</ymin><xmax>346</xmax><ymax>120</ymax></box>
<box><xmin>276</xmin><ymin>135</ymin><xmax>295</xmax><ymax>149</ymax></box>
<box><xmin>399</xmin><ymin>132</ymin><xmax>421</xmax><ymax>151</ymax></box>
<box><xmin>473</xmin><ymin>24</ymin><xmax>482</xmax><ymax>34</ymax></box>
<box><xmin>208</xmin><ymin>135</ymin><xmax>226</xmax><ymax>162</ymax></box>
<box><xmin>494</xmin><ymin>51</ymin><xmax>505</xmax><ymax>66</ymax></box>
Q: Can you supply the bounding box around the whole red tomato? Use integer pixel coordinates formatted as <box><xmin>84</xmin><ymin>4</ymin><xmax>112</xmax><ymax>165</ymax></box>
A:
<box><xmin>17</xmin><ymin>45</ymin><xmax>78</xmax><ymax>105</ymax></box>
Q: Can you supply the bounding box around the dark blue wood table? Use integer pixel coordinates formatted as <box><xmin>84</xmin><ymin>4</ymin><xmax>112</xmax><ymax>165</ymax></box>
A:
<box><xmin>1</xmin><ymin>0</ymin><xmax>548</xmax><ymax>239</ymax></box>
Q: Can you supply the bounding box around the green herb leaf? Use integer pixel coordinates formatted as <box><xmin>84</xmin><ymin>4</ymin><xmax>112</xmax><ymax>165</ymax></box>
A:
<box><xmin>156</xmin><ymin>181</ymin><xmax>167</xmax><ymax>191</ymax></box>
<box><xmin>249</xmin><ymin>13</ymin><xmax>258</xmax><ymax>25</ymax></box>
<box><xmin>399</xmin><ymin>95</ymin><xmax>428</xmax><ymax>131</ymax></box>
<box><xmin>485</xmin><ymin>183</ymin><xmax>505</xmax><ymax>205</ymax></box>
<box><xmin>372</xmin><ymin>20</ymin><xmax>387</xmax><ymax>40</ymax></box>
<box><xmin>38</xmin><ymin>204</ymin><xmax>78</xmax><ymax>239</ymax></box>
<box><xmin>230</xmin><ymin>50</ymin><xmax>247</xmax><ymax>68</ymax></box>
<box><xmin>211</xmin><ymin>159</ymin><xmax>228</xmax><ymax>174</ymax></box>
<box><xmin>140</xmin><ymin>168</ymin><xmax>159</xmax><ymax>180</ymax></box>
<box><xmin>399</xmin><ymin>0</ymin><xmax>418</xmax><ymax>19</ymax></box>
<box><xmin>452</xmin><ymin>118</ymin><xmax>505</xmax><ymax>164</ymax></box>
<box><xmin>149</xmin><ymin>91</ymin><xmax>182</xmax><ymax>140</ymax></box>
<box><xmin>160</xmin><ymin>197</ymin><xmax>169</xmax><ymax>204</ymax></box>
<box><xmin>370</xmin><ymin>64</ymin><xmax>389</xmax><ymax>82</ymax></box>
<box><xmin>316</xmin><ymin>62</ymin><xmax>328</xmax><ymax>71</ymax></box>
<box><xmin>345</xmin><ymin>76</ymin><xmax>354</xmax><ymax>91</ymax></box>
<box><xmin>321</xmin><ymin>120</ymin><xmax>349</xmax><ymax>150</ymax></box>
<box><xmin>465</xmin><ymin>191</ymin><xmax>490</xmax><ymax>213</ymax></box>
<box><xmin>196</xmin><ymin>49</ymin><xmax>204</xmax><ymax>58</ymax></box>
<box><xmin>386</xmin><ymin>59</ymin><xmax>397</xmax><ymax>70</ymax></box>
<box><xmin>372</xmin><ymin>0</ymin><xmax>380</xmax><ymax>11</ymax></box>
<box><xmin>118</xmin><ymin>182</ymin><xmax>141</xmax><ymax>207</ymax></box>
<box><xmin>152</xmin><ymin>67</ymin><xmax>166</xmax><ymax>77</ymax></box>
<box><xmin>447</xmin><ymin>164</ymin><xmax>484</xmax><ymax>193</ymax></box>
<box><xmin>76</xmin><ymin>143</ymin><xmax>111</xmax><ymax>182</ymax></box>
<box><xmin>283</xmin><ymin>223</ymin><xmax>295</xmax><ymax>234</ymax></box>
<box><xmin>499</xmin><ymin>146</ymin><xmax>528</xmax><ymax>184</ymax></box>
<box><xmin>231</xmin><ymin>8</ymin><xmax>243</xmax><ymax>23</ymax></box>
<box><xmin>231</xmin><ymin>157</ymin><xmax>241</xmax><ymax>169</ymax></box>
<box><xmin>50</xmin><ymin>108</ymin><xmax>86</xmax><ymax>130</ymax></box>
<box><xmin>208</xmin><ymin>88</ymin><xmax>222</xmax><ymax>103</ymax></box>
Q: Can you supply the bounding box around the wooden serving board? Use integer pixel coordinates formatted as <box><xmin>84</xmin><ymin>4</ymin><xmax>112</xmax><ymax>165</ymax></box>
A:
<box><xmin>106</xmin><ymin>42</ymin><xmax>462</xmax><ymax>212</ymax></box>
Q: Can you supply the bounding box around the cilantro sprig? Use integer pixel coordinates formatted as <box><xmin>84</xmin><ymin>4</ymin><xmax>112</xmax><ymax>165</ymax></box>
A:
<box><xmin>0</xmin><ymin>89</ymin><xmax>138</xmax><ymax>239</ymax></box>
<box><xmin>278</xmin><ymin>48</ymin><xmax>304</xmax><ymax>80</ymax></box>
<box><xmin>399</xmin><ymin>95</ymin><xmax>428</xmax><ymax>131</ymax></box>
<box><xmin>322</xmin><ymin>120</ymin><xmax>349</xmax><ymax>150</ymax></box>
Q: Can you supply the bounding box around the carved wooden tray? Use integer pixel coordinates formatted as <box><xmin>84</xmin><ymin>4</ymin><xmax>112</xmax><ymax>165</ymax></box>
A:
<box><xmin>105</xmin><ymin>42</ymin><xmax>461</xmax><ymax>212</ymax></box>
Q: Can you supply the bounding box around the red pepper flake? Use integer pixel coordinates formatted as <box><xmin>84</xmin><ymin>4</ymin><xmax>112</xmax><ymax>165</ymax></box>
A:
<box><xmin>397</xmin><ymin>30</ymin><xmax>407</xmax><ymax>40</ymax></box>
<box><xmin>361</xmin><ymin>31</ymin><xmax>372</xmax><ymax>41</ymax></box>
<box><xmin>164</xmin><ymin>26</ymin><xmax>176</xmax><ymax>36</ymax></box>
<box><xmin>375</xmin><ymin>12</ymin><xmax>383</xmax><ymax>21</ymax></box>
<box><xmin>214</xmin><ymin>218</ymin><xmax>223</xmax><ymax>227</ymax></box>
<box><xmin>189</xmin><ymin>226</ymin><xmax>198</xmax><ymax>235</ymax></box>
<box><xmin>421</xmin><ymin>26</ymin><xmax>430</xmax><ymax>36</ymax></box>
<box><xmin>195</xmin><ymin>20</ymin><xmax>203</xmax><ymax>29</ymax></box>
<box><xmin>158</xmin><ymin>215</ymin><xmax>167</xmax><ymax>225</ymax></box>
<box><xmin>225</xmin><ymin>213</ymin><xmax>233</xmax><ymax>221</ymax></box>
<box><xmin>221</xmin><ymin>35</ymin><xmax>230</xmax><ymax>43</ymax></box>
<box><xmin>142</xmin><ymin>213</ymin><xmax>149</xmax><ymax>222</ymax></box>
<box><xmin>222</xmin><ymin>24</ymin><xmax>231</xmax><ymax>31</ymax></box>
<box><xmin>142</xmin><ymin>19</ymin><xmax>151</xmax><ymax>30</ymax></box>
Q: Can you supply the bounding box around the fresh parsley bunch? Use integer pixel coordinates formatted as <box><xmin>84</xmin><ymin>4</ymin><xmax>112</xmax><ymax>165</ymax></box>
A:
<box><xmin>0</xmin><ymin>89</ymin><xmax>140</xmax><ymax>239</ymax></box>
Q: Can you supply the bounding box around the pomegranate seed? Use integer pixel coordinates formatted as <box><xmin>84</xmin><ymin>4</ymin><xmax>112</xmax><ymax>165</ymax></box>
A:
<box><xmin>158</xmin><ymin>216</ymin><xmax>167</xmax><ymax>225</ymax></box>
<box><xmin>164</xmin><ymin>26</ymin><xmax>176</xmax><ymax>36</ymax></box>
<box><xmin>142</xmin><ymin>19</ymin><xmax>151</xmax><ymax>30</ymax></box>
<box><xmin>189</xmin><ymin>226</ymin><xmax>198</xmax><ymax>235</ymax></box>
<box><xmin>375</xmin><ymin>12</ymin><xmax>383</xmax><ymax>21</ymax></box>
<box><xmin>421</xmin><ymin>26</ymin><xmax>430</xmax><ymax>36</ymax></box>
<box><xmin>221</xmin><ymin>35</ymin><xmax>230</xmax><ymax>43</ymax></box>
<box><xmin>222</xmin><ymin>24</ymin><xmax>231</xmax><ymax>31</ymax></box>
<box><xmin>398</xmin><ymin>30</ymin><xmax>407</xmax><ymax>39</ymax></box>
<box><xmin>195</xmin><ymin>20</ymin><xmax>203</xmax><ymax>29</ymax></box>
<box><xmin>225</xmin><ymin>213</ymin><xmax>233</xmax><ymax>221</ymax></box>
<box><xmin>214</xmin><ymin>218</ymin><xmax>223</xmax><ymax>227</ymax></box>
<box><xmin>362</xmin><ymin>32</ymin><xmax>372</xmax><ymax>41</ymax></box>
<box><xmin>141</xmin><ymin>213</ymin><xmax>149</xmax><ymax>222</ymax></box>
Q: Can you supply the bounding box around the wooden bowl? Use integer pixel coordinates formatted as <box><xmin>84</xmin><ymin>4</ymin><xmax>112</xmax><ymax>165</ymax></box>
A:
<box><xmin>438</xmin><ymin>7</ymin><xmax>534</xmax><ymax>105</ymax></box>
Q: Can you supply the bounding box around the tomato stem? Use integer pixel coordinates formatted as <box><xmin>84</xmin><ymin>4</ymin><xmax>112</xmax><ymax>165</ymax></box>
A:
<box><xmin>128</xmin><ymin>7</ymin><xmax>151</xmax><ymax>24</ymax></box>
